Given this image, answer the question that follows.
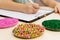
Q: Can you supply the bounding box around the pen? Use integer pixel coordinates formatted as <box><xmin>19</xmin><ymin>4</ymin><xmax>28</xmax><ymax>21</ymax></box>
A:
<box><xmin>29</xmin><ymin>0</ymin><xmax>34</xmax><ymax>3</ymax></box>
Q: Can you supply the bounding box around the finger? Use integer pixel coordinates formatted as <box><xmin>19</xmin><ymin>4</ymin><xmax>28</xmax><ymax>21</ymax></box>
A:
<box><xmin>32</xmin><ymin>3</ymin><xmax>40</xmax><ymax>9</ymax></box>
<box><xmin>58</xmin><ymin>8</ymin><xmax>60</xmax><ymax>14</ymax></box>
<box><xmin>33</xmin><ymin>8</ymin><xmax>39</xmax><ymax>14</ymax></box>
<box><xmin>55</xmin><ymin>7</ymin><xmax>58</xmax><ymax>13</ymax></box>
<box><xmin>27</xmin><ymin>8</ymin><xmax>34</xmax><ymax>14</ymax></box>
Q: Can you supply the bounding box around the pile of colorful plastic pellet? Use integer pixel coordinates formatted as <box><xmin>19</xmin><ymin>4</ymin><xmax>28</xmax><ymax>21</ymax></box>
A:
<box><xmin>13</xmin><ymin>23</ymin><xmax>44</xmax><ymax>39</ymax></box>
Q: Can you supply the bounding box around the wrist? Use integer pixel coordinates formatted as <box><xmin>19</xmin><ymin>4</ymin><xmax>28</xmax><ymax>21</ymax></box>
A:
<box><xmin>19</xmin><ymin>4</ymin><xmax>27</xmax><ymax>13</ymax></box>
<box><xmin>9</xmin><ymin>2</ymin><xmax>26</xmax><ymax>12</ymax></box>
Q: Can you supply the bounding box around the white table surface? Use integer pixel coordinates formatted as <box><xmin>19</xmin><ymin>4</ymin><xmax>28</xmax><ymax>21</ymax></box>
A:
<box><xmin>0</xmin><ymin>13</ymin><xmax>60</xmax><ymax>40</ymax></box>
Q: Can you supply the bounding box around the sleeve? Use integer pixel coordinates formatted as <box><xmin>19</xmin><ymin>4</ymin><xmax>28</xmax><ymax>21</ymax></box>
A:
<box><xmin>13</xmin><ymin>0</ymin><xmax>34</xmax><ymax>4</ymax></box>
<box><xmin>34</xmin><ymin>0</ymin><xmax>44</xmax><ymax>6</ymax></box>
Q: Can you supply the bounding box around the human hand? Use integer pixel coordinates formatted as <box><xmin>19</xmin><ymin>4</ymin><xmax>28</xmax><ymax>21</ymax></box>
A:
<box><xmin>21</xmin><ymin>3</ymin><xmax>40</xmax><ymax>14</ymax></box>
<box><xmin>0</xmin><ymin>0</ymin><xmax>40</xmax><ymax>14</ymax></box>
<box><xmin>54</xmin><ymin>3</ymin><xmax>60</xmax><ymax>14</ymax></box>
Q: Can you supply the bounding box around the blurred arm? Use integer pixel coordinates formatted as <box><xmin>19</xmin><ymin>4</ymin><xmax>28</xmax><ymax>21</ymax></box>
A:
<box><xmin>40</xmin><ymin>0</ymin><xmax>59</xmax><ymax>8</ymax></box>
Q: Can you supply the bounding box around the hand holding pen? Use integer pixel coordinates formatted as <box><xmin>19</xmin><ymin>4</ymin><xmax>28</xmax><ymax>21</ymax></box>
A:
<box><xmin>22</xmin><ymin>0</ymin><xmax>40</xmax><ymax>14</ymax></box>
<box><xmin>0</xmin><ymin>0</ymin><xmax>40</xmax><ymax>14</ymax></box>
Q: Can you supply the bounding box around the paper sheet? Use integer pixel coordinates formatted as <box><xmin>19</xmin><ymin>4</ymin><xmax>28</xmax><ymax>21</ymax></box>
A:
<box><xmin>0</xmin><ymin>7</ymin><xmax>54</xmax><ymax>21</ymax></box>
